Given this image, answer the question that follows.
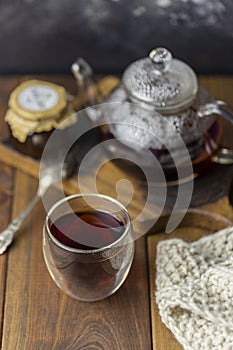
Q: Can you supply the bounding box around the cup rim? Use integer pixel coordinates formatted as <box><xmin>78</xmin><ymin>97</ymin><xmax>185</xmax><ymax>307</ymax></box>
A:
<box><xmin>45</xmin><ymin>193</ymin><xmax>131</xmax><ymax>254</ymax></box>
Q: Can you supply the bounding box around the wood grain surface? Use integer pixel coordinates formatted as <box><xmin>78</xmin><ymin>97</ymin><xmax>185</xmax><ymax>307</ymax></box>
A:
<box><xmin>0</xmin><ymin>75</ymin><xmax>232</xmax><ymax>349</ymax></box>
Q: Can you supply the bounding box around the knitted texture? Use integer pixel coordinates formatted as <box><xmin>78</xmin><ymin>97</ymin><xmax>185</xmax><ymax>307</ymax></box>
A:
<box><xmin>156</xmin><ymin>226</ymin><xmax>233</xmax><ymax>350</ymax></box>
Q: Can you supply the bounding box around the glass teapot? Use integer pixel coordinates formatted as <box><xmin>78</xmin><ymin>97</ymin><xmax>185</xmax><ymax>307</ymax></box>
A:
<box><xmin>72</xmin><ymin>47</ymin><xmax>233</xmax><ymax>181</ymax></box>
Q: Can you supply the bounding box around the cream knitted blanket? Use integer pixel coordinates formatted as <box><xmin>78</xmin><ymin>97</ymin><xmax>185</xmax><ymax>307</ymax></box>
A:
<box><xmin>156</xmin><ymin>226</ymin><xmax>233</xmax><ymax>350</ymax></box>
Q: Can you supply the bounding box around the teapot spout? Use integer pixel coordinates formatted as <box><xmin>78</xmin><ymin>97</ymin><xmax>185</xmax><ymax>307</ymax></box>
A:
<box><xmin>71</xmin><ymin>58</ymin><xmax>101</xmax><ymax>107</ymax></box>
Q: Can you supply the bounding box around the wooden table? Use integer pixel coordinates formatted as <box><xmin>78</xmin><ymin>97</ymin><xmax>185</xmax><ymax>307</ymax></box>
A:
<box><xmin>0</xmin><ymin>75</ymin><xmax>233</xmax><ymax>350</ymax></box>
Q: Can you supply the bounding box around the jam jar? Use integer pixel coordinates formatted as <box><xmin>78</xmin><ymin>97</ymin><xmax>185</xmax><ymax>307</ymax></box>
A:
<box><xmin>5</xmin><ymin>79</ymin><xmax>76</xmax><ymax>159</ymax></box>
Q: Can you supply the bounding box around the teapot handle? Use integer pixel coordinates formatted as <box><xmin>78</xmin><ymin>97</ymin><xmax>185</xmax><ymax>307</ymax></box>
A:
<box><xmin>198</xmin><ymin>100</ymin><xmax>233</xmax><ymax>165</ymax></box>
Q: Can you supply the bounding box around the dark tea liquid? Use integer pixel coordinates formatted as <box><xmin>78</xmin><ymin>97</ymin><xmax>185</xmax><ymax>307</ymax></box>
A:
<box><xmin>99</xmin><ymin>119</ymin><xmax>221</xmax><ymax>183</ymax></box>
<box><xmin>50</xmin><ymin>210</ymin><xmax>125</xmax><ymax>250</ymax></box>
<box><xmin>45</xmin><ymin>208</ymin><xmax>133</xmax><ymax>300</ymax></box>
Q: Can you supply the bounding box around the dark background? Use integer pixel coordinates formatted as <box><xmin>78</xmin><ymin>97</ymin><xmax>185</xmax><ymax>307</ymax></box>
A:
<box><xmin>0</xmin><ymin>0</ymin><xmax>232</xmax><ymax>75</ymax></box>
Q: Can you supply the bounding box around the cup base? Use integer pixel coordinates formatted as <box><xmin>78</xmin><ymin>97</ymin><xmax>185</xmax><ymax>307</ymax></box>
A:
<box><xmin>42</xmin><ymin>231</ymin><xmax>135</xmax><ymax>302</ymax></box>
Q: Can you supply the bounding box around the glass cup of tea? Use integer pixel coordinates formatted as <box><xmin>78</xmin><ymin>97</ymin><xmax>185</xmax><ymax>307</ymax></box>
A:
<box><xmin>42</xmin><ymin>193</ymin><xmax>135</xmax><ymax>301</ymax></box>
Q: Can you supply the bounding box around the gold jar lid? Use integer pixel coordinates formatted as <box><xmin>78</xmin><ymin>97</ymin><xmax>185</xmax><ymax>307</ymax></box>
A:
<box><xmin>9</xmin><ymin>79</ymin><xmax>67</xmax><ymax>121</ymax></box>
<box><xmin>5</xmin><ymin>79</ymin><xmax>77</xmax><ymax>142</ymax></box>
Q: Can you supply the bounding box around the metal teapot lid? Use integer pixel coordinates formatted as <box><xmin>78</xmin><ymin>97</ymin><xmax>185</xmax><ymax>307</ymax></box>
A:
<box><xmin>122</xmin><ymin>47</ymin><xmax>198</xmax><ymax>113</ymax></box>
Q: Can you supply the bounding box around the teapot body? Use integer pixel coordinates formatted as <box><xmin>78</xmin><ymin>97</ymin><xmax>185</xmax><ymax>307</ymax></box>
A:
<box><xmin>106</xmin><ymin>83</ymin><xmax>217</xmax><ymax>148</ymax></box>
<box><xmin>97</xmin><ymin>83</ymin><xmax>221</xmax><ymax>177</ymax></box>
<box><xmin>72</xmin><ymin>48</ymin><xmax>233</xmax><ymax>180</ymax></box>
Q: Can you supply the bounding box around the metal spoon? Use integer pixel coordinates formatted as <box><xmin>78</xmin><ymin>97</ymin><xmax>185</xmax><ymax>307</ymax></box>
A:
<box><xmin>0</xmin><ymin>164</ymin><xmax>68</xmax><ymax>255</ymax></box>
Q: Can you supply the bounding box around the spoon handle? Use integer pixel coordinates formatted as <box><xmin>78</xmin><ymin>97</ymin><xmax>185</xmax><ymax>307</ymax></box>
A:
<box><xmin>0</xmin><ymin>193</ymin><xmax>40</xmax><ymax>254</ymax></box>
